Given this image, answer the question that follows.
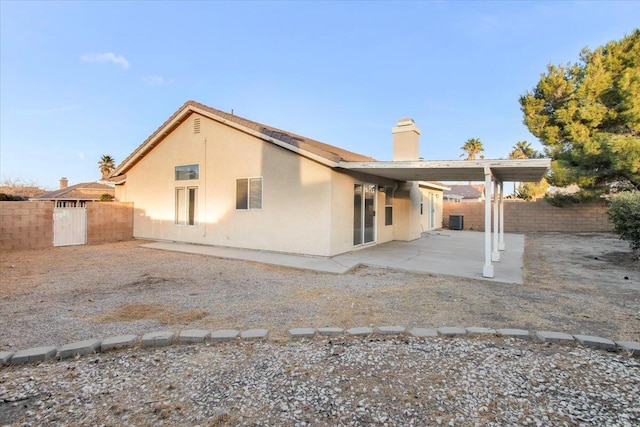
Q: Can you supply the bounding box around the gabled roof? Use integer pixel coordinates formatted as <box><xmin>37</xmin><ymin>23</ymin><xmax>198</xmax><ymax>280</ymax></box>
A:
<box><xmin>111</xmin><ymin>100</ymin><xmax>375</xmax><ymax>178</ymax></box>
<box><xmin>31</xmin><ymin>182</ymin><xmax>114</xmax><ymax>201</ymax></box>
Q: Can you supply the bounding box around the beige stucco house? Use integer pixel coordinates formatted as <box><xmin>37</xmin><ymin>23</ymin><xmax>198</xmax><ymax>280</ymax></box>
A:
<box><xmin>110</xmin><ymin>101</ymin><xmax>446</xmax><ymax>257</ymax></box>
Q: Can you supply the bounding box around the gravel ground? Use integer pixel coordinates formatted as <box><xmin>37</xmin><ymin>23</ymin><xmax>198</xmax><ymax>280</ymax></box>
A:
<box><xmin>1</xmin><ymin>337</ymin><xmax>639</xmax><ymax>426</ymax></box>
<box><xmin>0</xmin><ymin>232</ymin><xmax>639</xmax><ymax>425</ymax></box>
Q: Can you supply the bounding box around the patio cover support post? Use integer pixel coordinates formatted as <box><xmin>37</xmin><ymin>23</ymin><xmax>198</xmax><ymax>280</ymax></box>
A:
<box><xmin>492</xmin><ymin>180</ymin><xmax>501</xmax><ymax>262</ymax></box>
<box><xmin>483</xmin><ymin>167</ymin><xmax>494</xmax><ymax>278</ymax></box>
<box><xmin>498</xmin><ymin>182</ymin><xmax>505</xmax><ymax>251</ymax></box>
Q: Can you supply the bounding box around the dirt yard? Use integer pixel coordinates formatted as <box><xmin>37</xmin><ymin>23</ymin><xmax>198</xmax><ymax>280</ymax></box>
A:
<box><xmin>0</xmin><ymin>233</ymin><xmax>638</xmax><ymax>350</ymax></box>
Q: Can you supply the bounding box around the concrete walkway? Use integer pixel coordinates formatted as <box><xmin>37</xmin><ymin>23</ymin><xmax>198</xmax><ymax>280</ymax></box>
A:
<box><xmin>141</xmin><ymin>230</ymin><xmax>525</xmax><ymax>284</ymax></box>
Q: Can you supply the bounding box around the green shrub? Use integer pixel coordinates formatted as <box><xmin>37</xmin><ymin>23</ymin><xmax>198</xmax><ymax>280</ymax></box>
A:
<box><xmin>99</xmin><ymin>193</ymin><xmax>114</xmax><ymax>202</ymax></box>
<box><xmin>608</xmin><ymin>191</ymin><xmax>640</xmax><ymax>254</ymax></box>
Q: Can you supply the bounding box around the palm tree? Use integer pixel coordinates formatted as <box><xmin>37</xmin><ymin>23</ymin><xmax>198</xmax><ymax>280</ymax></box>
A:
<box><xmin>99</xmin><ymin>155</ymin><xmax>116</xmax><ymax>179</ymax></box>
<box><xmin>508</xmin><ymin>141</ymin><xmax>536</xmax><ymax>196</ymax></box>
<box><xmin>508</xmin><ymin>141</ymin><xmax>535</xmax><ymax>160</ymax></box>
<box><xmin>460</xmin><ymin>138</ymin><xmax>484</xmax><ymax>160</ymax></box>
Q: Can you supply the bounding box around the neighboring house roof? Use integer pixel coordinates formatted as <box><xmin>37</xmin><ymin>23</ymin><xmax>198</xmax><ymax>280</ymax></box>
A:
<box><xmin>0</xmin><ymin>186</ymin><xmax>46</xmax><ymax>198</ymax></box>
<box><xmin>111</xmin><ymin>100</ymin><xmax>375</xmax><ymax>179</ymax></box>
<box><xmin>31</xmin><ymin>182</ymin><xmax>114</xmax><ymax>201</ymax></box>
<box><xmin>444</xmin><ymin>185</ymin><xmax>484</xmax><ymax>200</ymax></box>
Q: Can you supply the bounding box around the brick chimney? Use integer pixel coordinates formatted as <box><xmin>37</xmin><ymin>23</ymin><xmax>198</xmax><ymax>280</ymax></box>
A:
<box><xmin>392</xmin><ymin>118</ymin><xmax>421</xmax><ymax>161</ymax></box>
<box><xmin>59</xmin><ymin>177</ymin><xmax>68</xmax><ymax>189</ymax></box>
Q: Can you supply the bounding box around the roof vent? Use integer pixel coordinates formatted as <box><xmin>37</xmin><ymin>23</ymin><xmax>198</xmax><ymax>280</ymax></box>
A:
<box><xmin>194</xmin><ymin>117</ymin><xmax>201</xmax><ymax>134</ymax></box>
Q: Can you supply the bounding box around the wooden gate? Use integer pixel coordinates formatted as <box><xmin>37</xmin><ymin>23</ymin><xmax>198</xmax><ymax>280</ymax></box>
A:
<box><xmin>53</xmin><ymin>207</ymin><xmax>87</xmax><ymax>246</ymax></box>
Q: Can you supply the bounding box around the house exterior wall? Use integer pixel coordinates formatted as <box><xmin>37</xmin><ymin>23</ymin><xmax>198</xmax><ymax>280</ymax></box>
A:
<box><xmin>442</xmin><ymin>200</ymin><xmax>612</xmax><ymax>232</ymax></box>
<box><xmin>120</xmin><ymin>114</ymin><xmax>336</xmax><ymax>256</ymax></box>
<box><xmin>117</xmin><ymin>113</ymin><xmax>446</xmax><ymax>256</ymax></box>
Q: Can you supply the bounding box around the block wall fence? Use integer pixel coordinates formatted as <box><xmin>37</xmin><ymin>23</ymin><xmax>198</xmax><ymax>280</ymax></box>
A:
<box><xmin>443</xmin><ymin>200</ymin><xmax>612</xmax><ymax>233</ymax></box>
<box><xmin>0</xmin><ymin>201</ymin><xmax>134</xmax><ymax>251</ymax></box>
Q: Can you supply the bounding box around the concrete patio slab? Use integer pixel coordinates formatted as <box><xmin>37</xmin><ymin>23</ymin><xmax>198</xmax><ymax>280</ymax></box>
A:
<box><xmin>11</xmin><ymin>346</ymin><xmax>57</xmax><ymax>365</ymax></box>
<box><xmin>101</xmin><ymin>335</ymin><xmax>139</xmax><ymax>351</ymax></box>
<box><xmin>59</xmin><ymin>339</ymin><xmax>101</xmax><ymax>359</ymax></box>
<box><xmin>141</xmin><ymin>230</ymin><xmax>525</xmax><ymax>284</ymax></box>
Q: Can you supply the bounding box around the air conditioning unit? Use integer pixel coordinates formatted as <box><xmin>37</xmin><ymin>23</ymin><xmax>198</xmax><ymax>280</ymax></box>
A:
<box><xmin>449</xmin><ymin>215</ymin><xmax>464</xmax><ymax>230</ymax></box>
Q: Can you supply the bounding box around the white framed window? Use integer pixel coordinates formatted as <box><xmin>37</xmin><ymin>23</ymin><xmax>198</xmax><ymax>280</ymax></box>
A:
<box><xmin>384</xmin><ymin>186</ymin><xmax>393</xmax><ymax>226</ymax></box>
<box><xmin>236</xmin><ymin>177</ymin><xmax>262</xmax><ymax>210</ymax></box>
<box><xmin>175</xmin><ymin>186</ymin><xmax>198</xmax><ymax>225</ymax></box>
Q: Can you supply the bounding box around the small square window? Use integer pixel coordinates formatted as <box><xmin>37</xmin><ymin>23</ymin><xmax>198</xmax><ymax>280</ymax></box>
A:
<box><xmin>236</xmin><ymin>177</ymin><xmax>262</xmax><ymax>210</ymax></box>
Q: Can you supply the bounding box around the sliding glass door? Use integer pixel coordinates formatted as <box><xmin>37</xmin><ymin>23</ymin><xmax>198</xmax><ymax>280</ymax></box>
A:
<box><xmin>353</xmin><ymin>183</ymin><xmax>376</xmax><ymax>246</ymax></box>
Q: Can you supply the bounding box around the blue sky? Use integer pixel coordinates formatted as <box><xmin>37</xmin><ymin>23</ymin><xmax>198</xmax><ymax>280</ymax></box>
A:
<box><xmin>1</xmin><ymin>1</ymin><xmax>638</xmax><ymax>189</ymax></box>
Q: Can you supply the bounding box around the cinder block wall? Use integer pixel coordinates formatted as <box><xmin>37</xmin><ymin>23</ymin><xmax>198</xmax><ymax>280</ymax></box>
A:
<box><xmin>443</xmin><ymin>200</ymin><xmax>613</xmax><ymax>232</ymax></box>
<box><xmin>1</xmin><ymin>201</ymin><xmax>134</xmax><ymax>250</ymax></box>
<box><xmin>86</xmin><ymin>202</ymin><xmax>134</xmax><ymax>244</ymax></box>
<box><xmin>0</xmin><ymin>201</ymin><xmax>54</xmax><ymax>250</ymax></box>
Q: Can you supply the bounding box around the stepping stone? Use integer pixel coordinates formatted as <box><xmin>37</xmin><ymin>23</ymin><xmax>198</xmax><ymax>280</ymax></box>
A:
<box><xmin>317</xmin><ymin>327</ymin><xmax>344</xmax><ymax>336</ymax></box>
<box><xmin>59</xmin><ymin>339</ymin><xmax>101</xmax><ymax>359</ymax></box>
<box><xmin>142</xmin><ymin>331</ymin><xmax>175</xmax><ymax>347</ymax></box>
<box><xmin>288</xmin><ymin>328</ymin><xmax>315</xmax><ymax>338</ymax></box>
<box><xmin>0</xmin><ymin>351</ymin><xmax>14</xmax><ymax>365</ymax></box>
<box><xmin>616</xmin><ymin>341</ymin><xmax>640</xmax><ymax>356</ymax></box>
<box><xmin>437</xmin><ymin>327</ymin><xmax>467</xmax><ymax>337</ymax></box>
<box><xmin>240</xmin><ymin>329</ymin><xmax>268</xmax><ymax>340</ymax></box>
<box><xmin>346</xmin><ymin>327</ymin><xmax>373</xmax><ymax>336</ymax></box>
<box><xmin>11</xmin><ymin>346</ymin><xmax>57</xmax><ymax>365</ymax></box>
<box><xmin>573</xmin><ymin>335</ymin><xmax>616</xmax><ymax>350</ymax></box>
<box><xmin>101</xmin><ymin>335</ymin><xmax>139</xmax><ymax>351</ymax></box>
<box><xmin>210</xmin><ymin>329</ymin><xmax>240</xmax><ymax>342</ymax></box>
<box><xmin>179</xmin><ymin>329</ymin><xmax>210</xmax><ymax>343</ymax></box>
<box><xmin>376</xmin><ymin>326</ymin><xmax>406</xmax><ymax>335</ymax></box>
<box><xmin>535</xmin><ymin>330</ymin><xmax>575</xmax><ymax>344</ymax></box>
<box><xmin>497</xmin><ymin>328</ymin><xmax>530</xmax><ymax>340</ymax></box>
<box><xmin>408</xmin><ymin>328</ymin><xmax>438</xmax><ymax>338</ymax></box>
<box><xmin>466</xmin><ymin>327</ymin><xmax>497</xmax><ymax>335</ymax></box>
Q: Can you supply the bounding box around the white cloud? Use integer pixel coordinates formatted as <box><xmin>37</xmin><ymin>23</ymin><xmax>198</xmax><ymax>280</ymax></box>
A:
<box><xmin>81</xmin><ymin>52</ymin><xmax>129</xmax><ymax>69</ymax></box>
<box><xmin>141</xmin><ymin>75</ymin><xmax>170</xmax><ymax>86</ymax></box>
<box><xmin>77</xmin><ymin>151</ymin><xmax>85</xmax><ymax>160</ymax></box>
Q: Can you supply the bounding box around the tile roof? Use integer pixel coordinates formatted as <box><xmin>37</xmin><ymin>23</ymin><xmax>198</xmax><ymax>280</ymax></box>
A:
<box><xmin>32</xmin><ymin>182</ymin><xmax>114</xmax><ymax>201</ymax></box>
<box><xmin>113</xmin><ymin>100</ymin><xmax>375</xmax><ymax>177</ymax></box>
